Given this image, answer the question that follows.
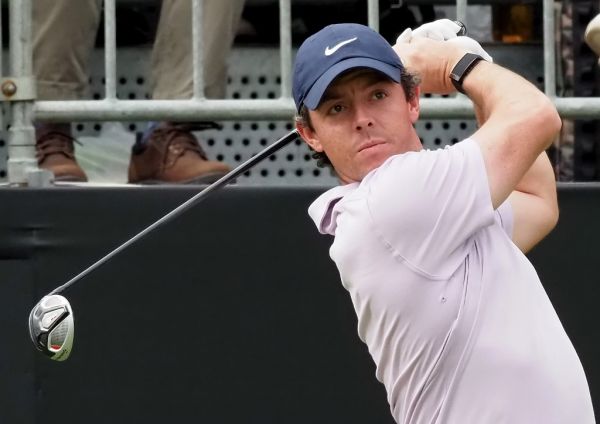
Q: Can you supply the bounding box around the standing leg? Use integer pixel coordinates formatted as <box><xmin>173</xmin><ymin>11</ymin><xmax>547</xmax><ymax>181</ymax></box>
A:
<box><xmin>33</xmin><ymin>0</ymin><xmax>102</xmax><ymax>181</ymax></box>
<box><xmin>128</xmin><ymin>0</ymin><xmax>245</xmax><ymax>185</ymax></box>
<box><xmin>34</xmin><ymin>0</ymin><xmax>102</xmax><ymax>100</ymax></box>
<box><xmin>151</xmin><ymin>0</ymin><xmax>245</xmax><ymax>99</ymax></box>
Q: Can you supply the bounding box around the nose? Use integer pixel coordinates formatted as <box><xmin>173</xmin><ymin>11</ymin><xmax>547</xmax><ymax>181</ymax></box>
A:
<box><xmin>354</xmin><ymin>104</ymin><xmax>374</xmax><ymax>131</ymax></box>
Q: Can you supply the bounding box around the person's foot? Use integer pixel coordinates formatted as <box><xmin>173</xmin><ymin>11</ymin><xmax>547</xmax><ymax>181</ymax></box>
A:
<box><xmin>36</xmin><ymin>125</ymin><xmax>88</xmax><ymax>182</ymax></box>
<box><xmin>585</xmin><ymin>13</ymin><xmax>600</xmax><ymax>57</ymax></box>
<box><xmin>127</xmin><ymin>123</ymin><xmax>231</xmax><ymax>184</ymax></box>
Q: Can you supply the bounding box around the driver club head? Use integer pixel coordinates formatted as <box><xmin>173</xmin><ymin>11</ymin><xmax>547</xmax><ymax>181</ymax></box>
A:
<box><xmin>29</xmin><ymin>295</ymin><xmax>74</xmax><ymax>361</ymax></box>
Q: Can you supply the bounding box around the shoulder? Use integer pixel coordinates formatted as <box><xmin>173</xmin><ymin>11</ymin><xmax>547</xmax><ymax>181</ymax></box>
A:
<box><xmin>366</xmin><ymin>139</ymin><xmax>486</xmax><ymax>211</ymax></box>
<box><xmin>363</xmin><ymin>140</ymin><xmax>495</xmax><ymax>278</ymax></box>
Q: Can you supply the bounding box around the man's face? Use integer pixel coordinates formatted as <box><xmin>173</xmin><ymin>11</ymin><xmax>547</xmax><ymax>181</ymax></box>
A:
<box><xmin>297</xmin><ymin>69</ymin><xmax>422</xmax><ymax>184</ymax></box>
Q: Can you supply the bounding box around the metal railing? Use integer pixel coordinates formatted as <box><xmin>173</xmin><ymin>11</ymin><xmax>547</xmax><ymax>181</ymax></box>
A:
<box><xmin>4</xmin><ymin>0</ymin><xmax>600</xmax><ymax>185</ymax></box>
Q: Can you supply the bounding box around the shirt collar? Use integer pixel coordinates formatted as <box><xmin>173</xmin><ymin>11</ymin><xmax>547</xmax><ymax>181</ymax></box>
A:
<box><xmin>308</xmin><ymin>183</ymin><xmax>359</xmax><ymax>234</ymax></box>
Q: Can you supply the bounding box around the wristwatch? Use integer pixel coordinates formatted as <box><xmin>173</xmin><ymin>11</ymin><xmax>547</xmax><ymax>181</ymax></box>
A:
<box><xmin>449</xmin><ymin>53</ymin><xmax>484</xmax><ymax>94</ymax></box>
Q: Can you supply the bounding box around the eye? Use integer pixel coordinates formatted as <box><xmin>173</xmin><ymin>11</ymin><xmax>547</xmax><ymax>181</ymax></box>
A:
<box><xmin>329</xmin><ymin>104</ymin><xmax>345</xmax><ymax>115</ymax></box>
<box><xmin>372</xmin><ymin>90</ymin><xmax>387</xmax><ymax>100</ymax></box>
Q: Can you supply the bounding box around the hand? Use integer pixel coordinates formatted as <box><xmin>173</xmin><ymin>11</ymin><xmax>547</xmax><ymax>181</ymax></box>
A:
<box><xmin>393</xmin><ymin>35</ymin><xmax>467</xmax><ymax>94</ymax></box>
<box><xmin>397</xmin><ymin>19</ymin><xmax>493</xmax><ymax>62</ymax></box>
<box><xmin>412</xmin><ymin>19</ymin><xmax>464</xmax><ymax>41</ymax></box>
<box><xmin>448</xmin><ymin>37</ymin><xmax>493</xmax><ymax>62</ymax></box>
<box><xmin>393</xmin><ymin>20</ymin><xmax>493</xmax><ymax>94</ymax></box>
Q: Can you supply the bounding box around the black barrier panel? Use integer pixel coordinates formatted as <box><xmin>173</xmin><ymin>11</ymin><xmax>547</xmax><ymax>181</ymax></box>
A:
<box><xmin>0</xmin><ymin>184</ymin><xmax>598</xmax><ymax>423</ymax></box>
<box><xmin>0</xmin><ymin>186</ymin><xmax>393</xmax><ymax>424</ymax></box>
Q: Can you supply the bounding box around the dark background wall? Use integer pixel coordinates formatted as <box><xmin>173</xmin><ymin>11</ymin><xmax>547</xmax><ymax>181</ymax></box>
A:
<box><xmin>0</xmin><ymin>184</ymin><xmax>598</xmax><ymax>423</ymax></box>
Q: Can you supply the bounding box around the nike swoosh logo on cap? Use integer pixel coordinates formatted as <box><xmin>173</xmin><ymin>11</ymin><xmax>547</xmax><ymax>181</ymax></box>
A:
<box><xmin>324</xmin><ymin>37</ymin><xmax>358</xmax><ymax>56</ymax></box>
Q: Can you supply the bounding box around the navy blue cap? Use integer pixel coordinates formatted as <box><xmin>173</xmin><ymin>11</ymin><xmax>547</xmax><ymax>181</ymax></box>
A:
<box><xmin>292</xmin><ymin>23</ymin><xmax>404</xmax><ymax>111</ymax></box>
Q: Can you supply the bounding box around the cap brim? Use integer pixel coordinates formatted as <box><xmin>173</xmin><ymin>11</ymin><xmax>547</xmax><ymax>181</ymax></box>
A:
<box><xmin>302</xmin><ymin>57</ymin><xmax>402</xmax><ymax>110</ymax></box>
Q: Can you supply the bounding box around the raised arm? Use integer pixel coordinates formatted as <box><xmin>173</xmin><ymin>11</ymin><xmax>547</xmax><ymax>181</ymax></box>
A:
<box><xmin>468</xmin><ymin>57</ymin><xmax>559</xmax><ymax>252</ymax></box>
<box><xmin>463</xmin><ymin>60</ymin><xmax>561</xmax><ymax>209</ymax></box>
<box><xmin>471</xmin><ymin>88</ymin><xmax>558</xmax><ymax>253</ymax></box>
<box><xmin>507</xmin><ymin>152</ymin><xmax>558</xmax><ymax>252</ymax></box>
<box><xmin>393</xmin><ymin>37</ymin><xmax>561</xmax><ymax>251</ymax></box>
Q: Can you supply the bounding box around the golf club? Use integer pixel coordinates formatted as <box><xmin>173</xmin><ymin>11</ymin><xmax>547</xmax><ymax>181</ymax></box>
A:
<box><xmin>29</xmin><ymin>294</ymin><xmax>74</xmax><ymax>361</ymax></box>
<box><xmin>455</xmin><ymin>20</ymin><xmax>467</xmax><ymax>36</ymax></box>
<box><xmin>28</xmin><ymin>129</ymin><xmax>301</xmax><ymax>361</ymax></box>
<box><xmin>28</xmin><ymin>19</ymin><xmax>469</xmax><ymax>362</ymax></box>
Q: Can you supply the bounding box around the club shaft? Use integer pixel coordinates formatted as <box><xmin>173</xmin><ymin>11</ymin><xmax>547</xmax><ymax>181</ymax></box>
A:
<box><xmin>49</xmin><ymin>130</ymin><xmax>301</xmax><ymax>295</ymax></box>
<box><xmin>454</xmin><ymin>20</ymin><xmax>467</xmax><ymax>36</ymax></box>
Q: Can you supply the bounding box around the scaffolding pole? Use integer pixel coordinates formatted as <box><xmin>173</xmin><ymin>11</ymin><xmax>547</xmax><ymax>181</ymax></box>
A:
<box><xmin>7</xmin><ymin>0</ymin><xmax>37</xmax><ymax>185</ymax></box>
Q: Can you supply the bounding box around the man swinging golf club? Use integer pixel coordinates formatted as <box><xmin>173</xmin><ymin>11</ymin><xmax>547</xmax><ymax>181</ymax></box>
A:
<box><xmin>293</xmin><ymin>19</ymin><xmax>594</xmax><ymax>423</ymax></box>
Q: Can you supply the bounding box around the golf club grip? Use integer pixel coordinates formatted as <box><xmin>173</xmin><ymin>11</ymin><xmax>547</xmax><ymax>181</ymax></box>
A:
<box><xmin>49</xmin><ymin>129</ymin><xmax>301</xmax><ymax>295</ymax></box>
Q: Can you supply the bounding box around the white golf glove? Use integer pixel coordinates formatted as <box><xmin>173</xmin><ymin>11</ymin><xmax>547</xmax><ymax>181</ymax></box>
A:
<box><xmin>413</xmin><ymin>19</ymin><xmax>463</xmax><ymax>41</ymax></box>
<box><xmin>396</xmin><ymin>19</ymin><xmax>493</xmax><ymax>62</ymax></box>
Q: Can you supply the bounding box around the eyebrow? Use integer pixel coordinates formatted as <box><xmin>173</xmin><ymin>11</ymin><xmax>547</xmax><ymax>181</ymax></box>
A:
<box><xmin>319</xmin><ymin>71</ymin><xmax>393</xmax><ymax>106</ymax></box>
<box><xmin>320</xmin><ymin>90</ymin><xmax>343</xmax><ymax>105</ymax></box>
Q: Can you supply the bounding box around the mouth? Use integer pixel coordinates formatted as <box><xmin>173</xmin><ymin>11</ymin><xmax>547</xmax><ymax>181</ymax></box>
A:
<box><xmin>357</xmin><ymin>140</ymin><xmax>385</xmax><ymax>153</ymax></box>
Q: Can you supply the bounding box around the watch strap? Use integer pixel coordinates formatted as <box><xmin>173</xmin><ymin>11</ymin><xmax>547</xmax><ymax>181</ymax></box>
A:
<box><xmin>449</xmin><ymin>53</ymin><xmax>484</xmax><ymax>94</ymax></box>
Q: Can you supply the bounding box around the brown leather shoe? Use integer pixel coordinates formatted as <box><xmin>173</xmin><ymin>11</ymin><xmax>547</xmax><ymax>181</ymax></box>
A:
<box><xmin>36</xmin><ymin>131</ymin><xmax>88</xmax><ymax>182</ymax></box>
<box><xmin>128</xmin><ymin>124</ymin><xmax>231</xmax><ymax>184</ymax></box>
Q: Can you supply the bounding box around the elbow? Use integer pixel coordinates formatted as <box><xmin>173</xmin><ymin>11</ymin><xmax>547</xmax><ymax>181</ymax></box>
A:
<box><xmin>547</xmin><ymin>106</ymin><xmax>562</xmax><ymax>146</ymax></box>
<box><xmin>531</xmin><ymin>201</ymin><xmax>559</xmax><ymax>252</ymax></box>
<box><xmin>547</xmin><ymin>202</ymin><xmax>559</xmax><ymax>233</ymax></box>
<box><xmin>537</xmin><ymin>98</ymin><xmax>562</xmax><ymax>149</ymax></box>
<box><xmin>545</xmin><ymin>172</ymin><xmax>560</xmax><ymax>233</ymax></box>
<box><xmin>543</xmin><ymin>192</ymin><xmax>560</xmax><ymax>235</ymax></box>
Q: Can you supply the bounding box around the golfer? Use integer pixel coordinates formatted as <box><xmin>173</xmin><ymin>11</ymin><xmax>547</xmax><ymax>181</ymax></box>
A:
<box><xmin>293</xmin><ymin>21</ymin><xmax>595</xmax><ymax>423</ymax></box>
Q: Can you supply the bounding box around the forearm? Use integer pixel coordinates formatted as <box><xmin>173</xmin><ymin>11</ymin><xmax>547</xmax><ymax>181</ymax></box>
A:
<box><xmin>513</xmin><ymin>151</ymin><xmax>557</xmax><ymax>201</ymax></box>
<box><xmin>465</xmin><ymin>60</ymin><xmax>559</xmax><ymax>154</ymax></box>
<box><xmin>473</xmin><ymin>100</ymin><xmax>558</xmax><ymax>221</ymax></box>
<box><xmin>507</xmin><ymin>152</ymin><xmax>559</xmax><ymax>252</ymax></box>
<box><xmin>473</xmin><ymin>91</ymin><xmax>557</xmax><ymax>205</ymax></box>
<box><xmin>466</xmin><ymin>63</ymin><xmax>560</xmax><ymax>250</ymax></box>
<box><xmin>463</xmin><ymin>60</ymin><xmax>561</xmax><ymax>208</ymax></box>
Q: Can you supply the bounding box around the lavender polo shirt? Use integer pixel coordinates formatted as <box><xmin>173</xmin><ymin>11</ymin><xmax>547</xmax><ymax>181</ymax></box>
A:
<box><xmin>308</xmin><ymin>139</ymin><xmax>594</xmax><ymax>424</ymax></box>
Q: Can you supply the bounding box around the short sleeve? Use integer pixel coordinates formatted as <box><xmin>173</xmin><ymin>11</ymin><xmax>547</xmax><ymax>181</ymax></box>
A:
<box><xmin>366</xmin><ymin>139</ymin><xmax>495</xmax><ymax>279</ymax></box>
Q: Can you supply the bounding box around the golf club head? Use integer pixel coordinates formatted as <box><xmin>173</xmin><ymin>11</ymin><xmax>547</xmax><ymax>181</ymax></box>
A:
<box><xmin>29</xmin><ymin>294</ymin><xmax>74</xmax><ymax>361</ymax></box>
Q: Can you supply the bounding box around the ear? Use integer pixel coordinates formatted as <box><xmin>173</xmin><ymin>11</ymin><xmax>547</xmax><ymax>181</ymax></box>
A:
<box><xmin>407</xmin><ymin>85</ymin><xmax>421</xmax><ymax>124</ymax></box>
<box><xmin>296</xmin><ymin>121</ymin><xmax>324</xmax><ymax>153</ymax></box>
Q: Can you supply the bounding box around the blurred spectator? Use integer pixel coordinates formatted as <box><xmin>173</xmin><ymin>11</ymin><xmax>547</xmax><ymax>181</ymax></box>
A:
<box><xmin>33</xmin><ymin>0</ymin><xmax>245</xmax><ymax>184</ymax></box>
<box><xmin>585</xmin><ymin>13</ymin><xmax>600</xmax><ymax>59</ymax></box>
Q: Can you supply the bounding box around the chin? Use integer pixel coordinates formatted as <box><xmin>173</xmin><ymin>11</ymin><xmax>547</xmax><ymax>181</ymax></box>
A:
<box><xmin>365</xmin><ymin>149</ymin><xmax>395</xmax><ymax>169</ymax></box>
<box><xmin>356</xmin><ymin>158</ymin><xmax>388</xmax><ymax>180</ymax></box>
